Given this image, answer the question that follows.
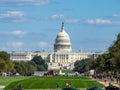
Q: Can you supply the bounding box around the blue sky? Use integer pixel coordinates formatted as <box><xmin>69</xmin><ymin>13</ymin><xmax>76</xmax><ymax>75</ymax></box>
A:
<box><xmin>0</xmin><ymin>0</ymin><xmax>120</xmax><ymax>52</ymax></box>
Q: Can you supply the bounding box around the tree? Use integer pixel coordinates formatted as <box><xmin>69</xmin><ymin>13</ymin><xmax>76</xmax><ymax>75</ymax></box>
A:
<box><xmin>14</xmin><ymin>61</ymin><xmax>26</xmax><ymax>75</ymax></box>
<box><xmin>0</xmin><ymin>51</ymin><xmax>14</xmax><ymax>73</ymax></box>
<box><xmin>87</xmin><ymin>33</ymin><xmax>120</xmax><ymax>74</ymax></box>
<box><xmin>0</xmin><ymin>51</ymin><xmax>10</xmax><ymax>63</ymax></box>
<box><xmin>26</xmin><ymin>61</ymin><xmax>37</xmax><ymax>75</ymax></box>
<box><xmin>13</xmin><ymin>61</ymin><xmax>37</xmax><ymax>76</ymax></box>
<box><xmin>32</xmin><ymin>55</ymin><xmax>45</xmax><ymax>65</ymax></box>
<box><xmin>32</xmin><ymin>55</ymin><xmax>48</xmax><ymax>71</ymax></box>
<box><xmin>88</xmin><ymin>53</ymin><xmax>111</xmax><ymax>73</ymax></box>
<box><xmin>0</xmin><ymin>58</ymin><xmax>7</xmax><ymax>72</ymax></box>
<box><xmin>74</xmin><ymin>58</ymin><xmax>90</xmax><ymax>73</ymax></box>
<box><xmin>7</xmin><ymin>60</ymin><xmax>14</xmax><ymax>72</ymax></box>
<box><xmin>109</xmin><ymin>33</ymin><xmax>120</xmax><ymax>73</ymax></box>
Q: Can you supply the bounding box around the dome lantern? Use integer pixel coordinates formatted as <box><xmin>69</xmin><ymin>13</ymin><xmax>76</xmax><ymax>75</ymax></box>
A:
<box><xmin>61</xmin><ymin>22</ymin><xmax>64</xmax><ymax>32</ymax></box>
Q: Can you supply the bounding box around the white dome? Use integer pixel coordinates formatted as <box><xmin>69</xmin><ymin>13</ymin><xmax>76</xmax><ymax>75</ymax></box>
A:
<box><xmin>57</xmin><ymin>30</ymin><xmax>69</xmax><ymax>37</ymax></box>
<box><xmin>54</xmin><ymin>22</ymin><xmax>72</xmax><ymax>52</ymax></box>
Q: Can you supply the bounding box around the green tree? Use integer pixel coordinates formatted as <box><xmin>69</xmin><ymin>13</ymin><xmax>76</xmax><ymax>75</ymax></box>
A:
<box><xmin>26</xmin><ymin>61</ymin><xmax>37</xmax><ymax>75</ymax></box>
<box><xmin>0</xmin><ymin>51</ymin><xmax>10</xmax><ymax>63</ymax></box>
<box><xmin>74</xmin><ymin>58</ymin><xmax>90</xmax><ymax>73</ymax></box>
<box><xmin>14</xmin><ymin>61</ymin><xmax>36</xmax><ymax>75</ymax></box>
<box><xmin>32</xmin><ymin>56</ymin><xmax>45</xmax><ymax>65</ymax></box>
<box><xmin>0</xmin><ymin>51</ymin><xmax>14</xmax><ymax>73</ymax></box>
<box><xmin>0</xmin><ymin>58</ymin><xmax>7</xmax><ymax>72</ymax></box>
<box><xmin>32</xmin><ymin>55</ymin><xmax>48</xmax><ymax>71</ymax></box>
<box><xmin>14</xmin><ymin>61</ymin><xmax>26</xmax><ymax>75</ymax></box>
<box><xmin>109</xmin><ymin>33</ymin><xmax>120</xmax><ymax>73</ymax></box>
<box><xmin>7</xmin><ymin>60</ymin><xmax>14</xmax><ymax>72</ymax></box>
<box><xmin>87</xmin><ymin>33</ymin><xmax>120</xmax><ymax>74</ymax></box>
<box><xmin>88</xmin><ymin>53</ymin><xmax>111</xmax><ymax>73</ymax></box>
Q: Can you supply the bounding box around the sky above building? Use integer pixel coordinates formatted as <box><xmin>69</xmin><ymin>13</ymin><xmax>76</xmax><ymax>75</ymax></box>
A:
<box><xmin>0</xmin><ymin>0</ymin><xmax>120</xmax><ymax>52</ymax></box>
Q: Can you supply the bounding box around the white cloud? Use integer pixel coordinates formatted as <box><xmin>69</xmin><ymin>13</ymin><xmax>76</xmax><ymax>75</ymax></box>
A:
<box><xmin>113</xmin><ymin>14</ymin><xmax>120</xmax><ymax>17</ymax></box>
<box><xmin>85</xmin><ymin>19</ymin><xmax>112</xmax><ymax>25</ymax></box>
<box><xmin>0</xmin><ymin>11</ymin><xmax>27</xmax><ymax>23</ymax></box>
<box><xmin>50</xmin><ymin>14</ymin><xmax>79</xmax><ymax>24</ymax></box>
<box><xmin>50</xmin><ymin>14</ymin><xmax>65</xmax><ymax>20</ymax></box>
<box><xmin>0</xmin><ymin>30</ymin><xmax>26</xmax><ymax>37</ymax></box>
<box><xmin>38</xmin><ymin>41</ymin><xmax>48</xmax><ymax>47</ymax></box>
<box><xmin>11</xmin><ymin>30</ymin><xmax>26</xmax><ymax>36</ymax></box>
<box><xmin>8</xmin><ymin>42</ymin><xmax>23</xmax><ymax>47</ymax></box>
<box><xmin>0</xmin><ymin>0</ymin><xmax>50</xmax><ymax>6</ymax></box>
<box><xmin>0</xmin><ymin>11</ymin><xmax>36</xmax><ymax>23</ymax></box>
<box><xmin>66</xmin><ymin>19</ymin><xmax>79</xmax><ymax>24</ymax></box>
<box><xmin>0</xmin><ymin>11</ymin><xmax>26</xmax><ymax>18</ymax></box>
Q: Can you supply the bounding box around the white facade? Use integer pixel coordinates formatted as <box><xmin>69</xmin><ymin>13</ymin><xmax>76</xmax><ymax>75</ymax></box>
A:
<box><xmin>10</xmin><ymin>23</ymin><xmax>102</xmax><ymax>70</ymax></box>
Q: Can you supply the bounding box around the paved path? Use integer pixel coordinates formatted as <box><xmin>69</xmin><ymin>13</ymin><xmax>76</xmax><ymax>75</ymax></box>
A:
<box><xmin>96</xmin><ymin>79</ymin><xmax>120</xmax><ymax>87</ymax></box>
<box><xmin>0</xmin><ymin>85</ymin><xmax>5</xmax><ymax>90</ymax></box>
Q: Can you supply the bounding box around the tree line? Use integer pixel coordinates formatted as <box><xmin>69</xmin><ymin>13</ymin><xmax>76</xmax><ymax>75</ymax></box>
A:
<box><xmin>74</xmin><ymin>33</ymin><xmax>120</xmax><ymax>76</ymax></box>
<box><xmin>0</xmin><ymin>52</ymin><xmax>48</xmax><ymax>76</ymax></box>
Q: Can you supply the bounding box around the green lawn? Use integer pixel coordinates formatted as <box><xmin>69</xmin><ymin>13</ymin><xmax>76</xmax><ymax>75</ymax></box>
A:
<box><xmin>4</xmin><ymin>76</ymin><xmax>104</xmax><ymax>90</ymax></box>
<box><xmin>0</xmin><ymin>76</ymin><xmax>29</xmax><ymax>86</ymax></box>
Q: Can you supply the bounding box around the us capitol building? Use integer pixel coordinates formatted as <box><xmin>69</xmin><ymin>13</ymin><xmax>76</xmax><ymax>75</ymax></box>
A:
<box><xmin>10</xmin><ymin>22</ymin><xmax>102</xmax><ymax>70</ymax></box>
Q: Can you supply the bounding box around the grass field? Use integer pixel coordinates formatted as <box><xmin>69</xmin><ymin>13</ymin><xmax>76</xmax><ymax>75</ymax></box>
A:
<box><xmin>0</xmin><ymin>76</ymin><xmax>29</xmax><ymax>86</ymax></box>
<box><xmin>4</xmin><ymin>76</ymin><xmax>104</xmax><ymax>90</ymax></box>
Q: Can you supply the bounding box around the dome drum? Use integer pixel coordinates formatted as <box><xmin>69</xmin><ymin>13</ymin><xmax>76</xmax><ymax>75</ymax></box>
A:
<box><xmin>55</xmin><ymin>39</ymin><xmax>71</xmax><ymax>44</ymax></box>
<box><xmin>54</xmin><ymin>45</ymin><xmax>72</xmax><ymax>52</ymax></box>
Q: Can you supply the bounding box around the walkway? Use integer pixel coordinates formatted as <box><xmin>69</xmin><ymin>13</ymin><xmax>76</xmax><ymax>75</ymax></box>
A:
<box><xmin>95</xmin><ymin>79</ymin><xmax>120</xmax><ymax>87</ymax></box>
<box><xmin>0</xmin><ymin>85</ymin><xmax>5</xmax><ymax>90</ymax></box>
